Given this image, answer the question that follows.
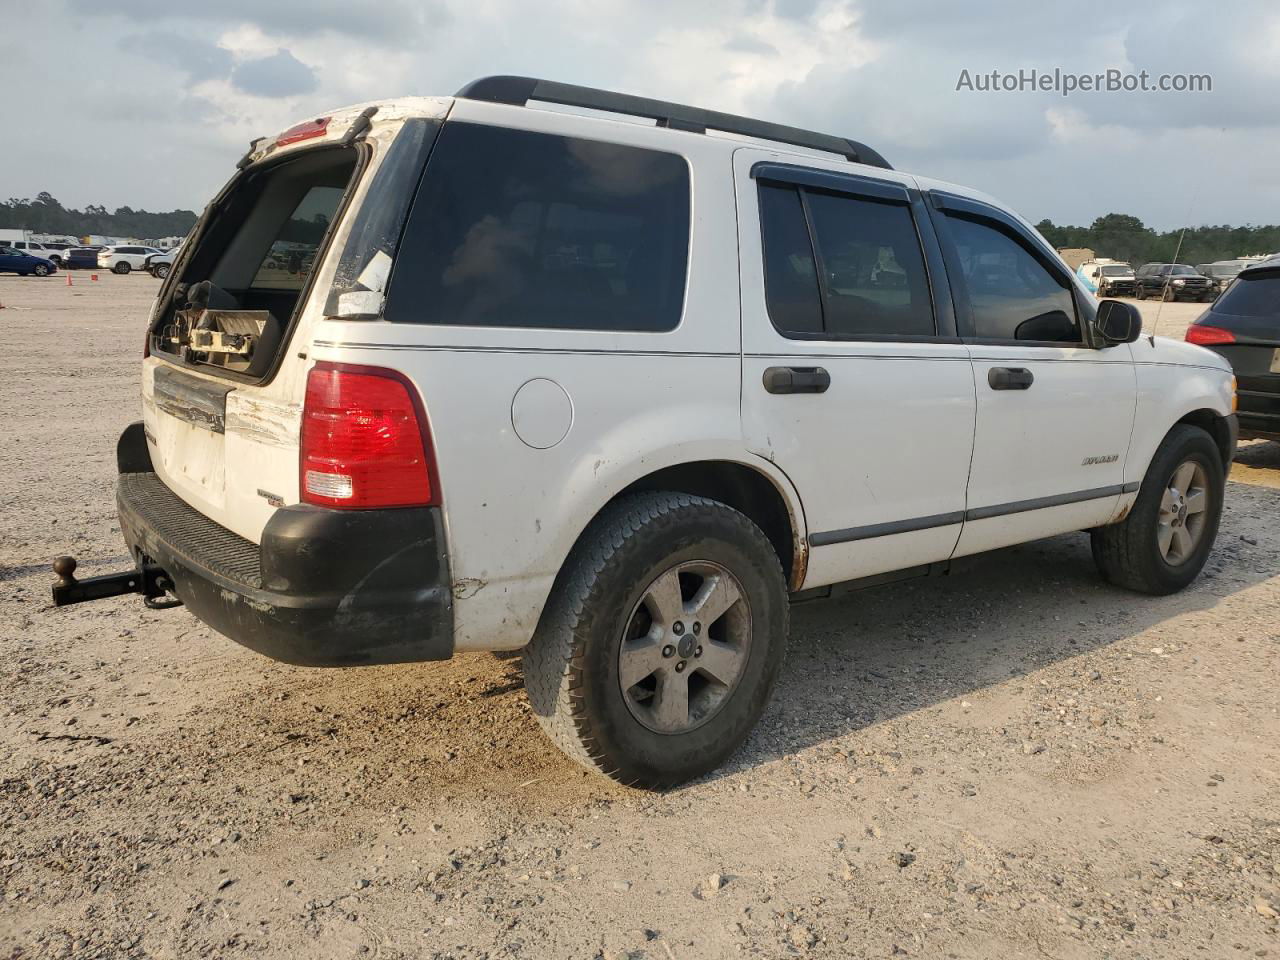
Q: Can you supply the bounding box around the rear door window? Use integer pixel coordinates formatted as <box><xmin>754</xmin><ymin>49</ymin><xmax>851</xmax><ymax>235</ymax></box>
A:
<box><xmin>758</xmin><ymin>179</ymin><xmax>935</xmax><ymax>339</ymax></box>
<box><xmin>386</xmin><ymin>122</ymin><xmax>691</xmax><ymax>331</ymax></box>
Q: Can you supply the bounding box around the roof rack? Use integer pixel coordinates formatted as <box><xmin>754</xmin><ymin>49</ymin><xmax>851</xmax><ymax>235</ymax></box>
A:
<box><xmin>454</xmin><ymin>76</ymin><xmax>892</xmax><ymax>170</ymax></box>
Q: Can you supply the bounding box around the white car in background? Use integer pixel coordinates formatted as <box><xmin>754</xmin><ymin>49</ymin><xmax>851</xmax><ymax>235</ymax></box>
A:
<box><xmin>8</xmin><ymin>240</ymin><xmax>68</xmax><ymax>265</ymax></box>
<box><xmin>98</xmin><ymin>245</ymin><xmax>164</xmax><ymax>274</ymax></box>
<box><xmin>147</xmin><ymin>247</ymin><xmax>181</xmax><ymax>279</ymax></box>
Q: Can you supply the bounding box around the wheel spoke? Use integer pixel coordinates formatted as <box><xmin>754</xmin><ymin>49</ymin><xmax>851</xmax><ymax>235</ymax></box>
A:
<box><xmin>690</xmin><ymin>572</ymin><xmax>741</xmax><ymax>627</ymax></box>
<box><xmin>1172</xmin><ymin>461</ymin><xmax>1196</xmax><ymax>495</ymax></box>
<box><xmin>1157</xmin><ymin>522</ymin><xmax>1175</xmax><ymax>558</ymax></box>
<box><xmin>653</xmin><ymin>668</ymin><xmax>690</xmax><ymax>729</ymax></box>
<box><xmin>1184</xmin><ymin>487</ymin><xmax>1207</xmax><ymax>515</ymax></box>
<box><xmin>696</xmin><ymin>639</ymin><xmax>742</xmax><ymax>686</ymax></box>
<box><xmin>1171</xmin><ymin>525</ymin><xmax>1194</xmax><ymax>561</ymax></box>
<box><xmin>1159</xmin><ymin>487</ymin><xmax>1177</xmax><ymax>517</ymax></box>
<box><xmin>619</xmin><ymin>636</ymin><xmax>667</xmax><ymax>689</ymax></box>
<box><xmin>644</xmin><ymin>568</ymin><xmax>685</xmax><ymax>627</ymax></box>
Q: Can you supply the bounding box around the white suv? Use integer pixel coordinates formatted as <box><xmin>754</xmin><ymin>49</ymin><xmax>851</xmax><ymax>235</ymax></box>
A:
<box><xmin>52</xmin><ymin>77</ymin><xmax>1238</xmax><ymax>788</ymax></box>
<box><xmin>98</xmin><ymin>245</ymin><xmax>164</xmax><ymax>274</ymax></box>
<box><xmin>8</xmin><ymin>240</ymin><xmax>66</xmax><ymax>264</ymax></box>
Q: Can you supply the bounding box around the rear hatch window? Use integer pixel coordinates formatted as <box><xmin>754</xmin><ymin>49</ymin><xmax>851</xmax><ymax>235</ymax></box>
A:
<box><xmin>151</xmin><ymin>146</ymin><xmax>360</xmax><ymax>380</ymax></box>
<box><xmin>1215</xmin><ymin>272</ymin><xmax>1280</xmax><ymax>319</ymax></box>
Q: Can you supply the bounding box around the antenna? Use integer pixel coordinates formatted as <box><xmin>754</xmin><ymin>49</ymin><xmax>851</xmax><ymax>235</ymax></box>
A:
<box><xmin>1148</xmin><ymin>196</ymin><xmax>1197</xmax><ymax>346</ymax></box>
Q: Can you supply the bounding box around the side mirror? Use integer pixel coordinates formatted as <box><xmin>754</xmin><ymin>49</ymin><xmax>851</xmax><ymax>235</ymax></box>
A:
<box><xmin>1094</xmin><ymin>299</ymin><xmax>1142</xmax><ymax>345</ymax></box>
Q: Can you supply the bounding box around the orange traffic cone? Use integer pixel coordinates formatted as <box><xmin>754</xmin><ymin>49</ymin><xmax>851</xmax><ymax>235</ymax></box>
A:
<box><xmin>90</xmin><ymin>274</ymin><xmax>99</xmax><ymax>282</ymax></box>
<box><xmin>65</xmin><ymin>273</ymin><xmax>73</xmax><ymax>286</ymax></box>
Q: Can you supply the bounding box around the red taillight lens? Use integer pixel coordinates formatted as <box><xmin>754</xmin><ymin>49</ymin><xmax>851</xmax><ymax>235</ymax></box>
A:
<box><xmin>275</xmin><ymin>117</ymin><xmax>331</xmax><ymax>148</ymax></box>
<box><xmin>1185</xmin><ymin>324</ymin><xmax>1236</xmax><ymax>346</ymax></box>
<box><xmin>300</xmin><ymin>362</ymin><xmax>437</xmax><ymax>509</ymax></box>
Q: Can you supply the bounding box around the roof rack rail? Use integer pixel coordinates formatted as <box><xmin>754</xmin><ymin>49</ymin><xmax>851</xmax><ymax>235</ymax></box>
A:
<box><xmin>454</xmin><ymin>76</ymin><xmax>891</xmax><ymax>170</ymax></box>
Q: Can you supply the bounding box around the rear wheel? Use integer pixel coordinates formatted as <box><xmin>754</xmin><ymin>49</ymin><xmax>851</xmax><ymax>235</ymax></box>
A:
<box><xmin>522</xmin><ymin>492</ymin><xmax>789</xmax><ymax>789</ymax></box>
<box><xmin>1091</xmin><ymin>424</ymin><xmax>1224</xmax><ymax>594</ymax></box>
<box><xmin>113</xmin><ymin>261</ymin><xmax>130</xmax><ymax>275</ymax></box>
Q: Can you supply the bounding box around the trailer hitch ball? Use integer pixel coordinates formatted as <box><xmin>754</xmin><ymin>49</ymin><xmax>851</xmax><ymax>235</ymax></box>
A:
<box><xmin>53</xmin><ymin>556</ymin><xmax>78</xmax><ymax>588</ymax></box>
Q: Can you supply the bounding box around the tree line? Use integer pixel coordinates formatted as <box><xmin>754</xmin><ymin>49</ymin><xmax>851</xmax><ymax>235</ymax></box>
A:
<box><xmin>1035</xmin><ymin>213</ymin><xmax>1280</xmax><ymax>267</ymax></box>
<box><xmin>1</xmin><ymin>192</ymin><xmax>198</xmax><ymax>240</ymax></box>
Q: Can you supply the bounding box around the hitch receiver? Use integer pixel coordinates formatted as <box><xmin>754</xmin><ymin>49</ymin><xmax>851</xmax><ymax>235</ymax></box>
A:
<box><xmin>51</xmin><ymin>556</ymin><xmax>182</xmax><ymax>610</ymax></box>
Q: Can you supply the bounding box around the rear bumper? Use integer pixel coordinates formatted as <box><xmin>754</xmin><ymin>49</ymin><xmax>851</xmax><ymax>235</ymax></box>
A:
<box><xmin>115</xmin><ymin>422</ymin><xmax>454</xmax><ymax>666</ymax></box>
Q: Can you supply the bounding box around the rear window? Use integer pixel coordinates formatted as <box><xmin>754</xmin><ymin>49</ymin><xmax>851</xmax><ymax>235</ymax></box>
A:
<box><xmin>385</xmin><ymin>122</ymin><xmax>690</xmax><ymax>331</ymax></box>
<box><xmin>1215</xmin><ymin>274</ymin><xmax>1280</xmax><ymax>318</ymax></box>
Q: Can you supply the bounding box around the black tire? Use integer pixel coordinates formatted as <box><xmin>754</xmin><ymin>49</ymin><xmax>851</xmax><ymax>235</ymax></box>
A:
<box><xmin>522</xmin><ymin>491</ymin><xmax>789</xmax><ymax>789</ymax></box>
<box><xmin>1135</xmin><ymin>285</ymin><xmax>1146</xmax><ymax>300</ymax></box>
<box><xmin>154</xmin><ymin>263</ymin><xmax>170</xmax><ymax>280</ymax></box>
<box><xmin>1161</xmin><ymin>285</ymin><xmax>1175</xmax><ymax>302</ymax></box>
<box><xmin>33</xmin><ymin>263</ymin><xmax>50</xmax><ymax>277</ymax></box>
<box><xmin>113</xmin><ymin>261</ymin><xmax>130</xmax><ymax>275</ymax></box>
<box><xmin>1091</xmin><ymin>424</ymin><xmax>1224</xmax><ymax>595</ymax></box>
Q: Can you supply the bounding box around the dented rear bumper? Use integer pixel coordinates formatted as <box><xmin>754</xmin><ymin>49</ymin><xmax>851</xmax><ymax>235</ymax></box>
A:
<box><xmin>115</xmin><ymin>422</ymin><xmax>454</xmax><ymax>666</ymax></box>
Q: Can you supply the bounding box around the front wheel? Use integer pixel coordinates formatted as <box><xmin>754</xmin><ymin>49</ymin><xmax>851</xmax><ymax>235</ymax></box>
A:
<box><xmin>1091</xmin><ymin>424</ymin><xmax>1224</xmax><ymax>595</ymax></box>
<box><xmin>113</xmin><ymin>261</ymin><xmax>130</xmax><ymax>275</ymax></box>
<box><xmin>33</xmin><ymin>263</ymin><xmax>50</xmax><ymax>277</ymax></box>
<box><xmin>1135</xmin><ymin>285</ymin><xmax>1147</xmax><ymax>300</ymax></box>
<box><xmin>522</xmin><ymin>492</ymin><xmax>789</xmax><ymax>789</ymax></box>
<box><xmin>153</xmin><ymin>263</ymin><xmax>170</xmax><ymax>279</ymax></box>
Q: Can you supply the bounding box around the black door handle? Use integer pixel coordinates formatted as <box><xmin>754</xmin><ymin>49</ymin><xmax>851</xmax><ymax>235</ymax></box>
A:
<box><xmin>988</xmin><ymin>367</ymin><xmax>1034</xmax><ymax>390</ymax></box>
<box><xmin>763</xmin><ymin>366</ymin><xmax>831</xmax><ymax>395</ymax></box>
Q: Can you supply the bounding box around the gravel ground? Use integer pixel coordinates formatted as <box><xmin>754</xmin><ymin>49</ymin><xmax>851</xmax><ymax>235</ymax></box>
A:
<box><xmin>1</xmin><ymin>273</ymin><xmax>1278</xmax><ymax>959</ymax></box>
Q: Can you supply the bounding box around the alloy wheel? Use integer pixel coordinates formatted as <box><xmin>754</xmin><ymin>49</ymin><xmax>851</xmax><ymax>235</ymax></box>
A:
<box><xmin>618</xmin><ymin>560</ymin><xmax>751</xmax><ymax>734</ymax></box>
<box><xmin>1158</xmin><ymin>459</ymin><xmax>1209</xmax><ymax>565</ymax></box>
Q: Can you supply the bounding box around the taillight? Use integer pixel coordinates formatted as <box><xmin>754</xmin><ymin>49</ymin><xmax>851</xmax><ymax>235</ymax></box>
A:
<box><xmin>1185</xmin><ymin>324</ymin><xmax>1236</xmax><ymax>346</ymax></box>
<box><xmin>275</xmin><ymin>117</ymin><xmax>330</xmax><ymax>148</ymax></box>
<box><xmin>300</xmin><ymin>362</ymin><xmax>438</xmax><ymax>509</ymax></box>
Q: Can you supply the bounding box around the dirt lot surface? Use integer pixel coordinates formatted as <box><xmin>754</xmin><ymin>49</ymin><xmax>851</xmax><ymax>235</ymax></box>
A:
<box><xmin>2</xmin><ymin>274</ymin><xmax>1277</xmax><ymax>959</ymax></box>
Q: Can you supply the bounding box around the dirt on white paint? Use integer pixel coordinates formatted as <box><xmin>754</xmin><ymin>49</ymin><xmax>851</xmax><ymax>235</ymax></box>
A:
<box><xmin>1</xmin><ymin>273</ymin><xmax>1277</xmax><ymax>959</ymax></box>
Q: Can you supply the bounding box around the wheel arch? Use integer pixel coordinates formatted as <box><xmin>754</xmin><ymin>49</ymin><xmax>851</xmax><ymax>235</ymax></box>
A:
<box><xmin>610</xmin><ymin>459</ymin><xmax>807</xmax><ymax>590</ymax></box>
<box><xmin>1175</xmin><ymin>407</ymin><xmax>1235</xmax><ymax>470</ymax></box>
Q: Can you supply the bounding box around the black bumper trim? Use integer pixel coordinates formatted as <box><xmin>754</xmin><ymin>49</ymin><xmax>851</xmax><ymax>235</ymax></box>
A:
<box><xmin>115</xmin><ymin>429</ymin><xmax>453</xmax><ymax>666</ymax></box>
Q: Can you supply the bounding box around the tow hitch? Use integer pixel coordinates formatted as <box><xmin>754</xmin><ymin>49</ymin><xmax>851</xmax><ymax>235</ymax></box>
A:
<box><xmin>51</xmin><ymin>556</ymin><xmax>183</xmax><ymax>610</ymax></box>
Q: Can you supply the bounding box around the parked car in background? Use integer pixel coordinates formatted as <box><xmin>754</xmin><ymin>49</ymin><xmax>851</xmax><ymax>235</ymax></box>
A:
<box><xmin>7</xmin><ymin>240</ymin><xmax>67</xmax><ymax>265</ymax></box>
<box><xmin>147</xmin><ymin>248</ymin><xmax>180</xmax><ymax>279</ymax></box>
<box><xmin>1187</xmin><ymin>257</ymin><xmax>1280</xmax><ymax>441</ymax></box>
<box><xmin>1077</xmin><ymin>259</ymin><xmax>1137</xmax><ymax>297</ymax></box>
<box><xmin>98</xmin><ymin>245</ymin><xmax>164</xmax><ymax>274</ymax></box>
<box><xmin>1135</xmin><ymin>263</ymin><xmax>1214</xmax><ymax>302</ymax></box>
<box><xmin>1196</xmin><ymin>261</ymin><xmax>1248</xmax><ymax>298</ymax></box>
<box><xmin>51</xmin><ymin>78</ymin><xmax>1237</xmax><ymax>788</ymax></box>
<box><xmin>64</xmin><ymin>246</ymin><xmax>104</xmax><ymax>269</ymax></box>
<box><xmin>0</xmin><ymin>246</ymin><xmax>57</xmax><ymax>276</ymax></box>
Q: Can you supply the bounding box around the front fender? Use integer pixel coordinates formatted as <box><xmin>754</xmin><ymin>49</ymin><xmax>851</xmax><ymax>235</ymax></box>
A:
<box><xmin>1127</xmin><ymin>339</ymin><xmax>1235</xmax><ymax>485</ymax></box>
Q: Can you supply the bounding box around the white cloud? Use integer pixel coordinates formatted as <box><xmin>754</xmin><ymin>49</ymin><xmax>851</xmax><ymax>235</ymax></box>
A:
<box><xmin>2</xmin><ymin>0</ymin><xmax>1276</xmax><ymax>229</ymax></box>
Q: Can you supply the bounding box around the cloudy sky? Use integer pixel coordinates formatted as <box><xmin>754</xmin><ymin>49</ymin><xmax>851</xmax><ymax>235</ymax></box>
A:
<box><xmin>3</xmin><ymin>0</ymin><xmax>1277</xmax><ymax>229</ymax></box>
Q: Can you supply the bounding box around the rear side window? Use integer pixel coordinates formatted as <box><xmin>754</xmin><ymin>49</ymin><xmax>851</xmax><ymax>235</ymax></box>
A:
<box><xmin>943</xmin><ymin>214</ymin><xmax>1079</xmax><ymax>343</ymax></box>
<box><xmin>386</xmin><ymin>122</ymin><xmax>690</xmax><ymax>331</ymax></box>
<box><xmin>1215</xmin><ymin>274</ymin><xmax>1280</xmax><ymax>318</ymax></box>
<box><xmin>758</xmin><ymin>182</ymin><xmax>934</xmax><ymax>339</ymax></box>
<box><xmin>250</xmin><ymin>185</ymin><xmax>346</xmax><ymax>291</ymax></box>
